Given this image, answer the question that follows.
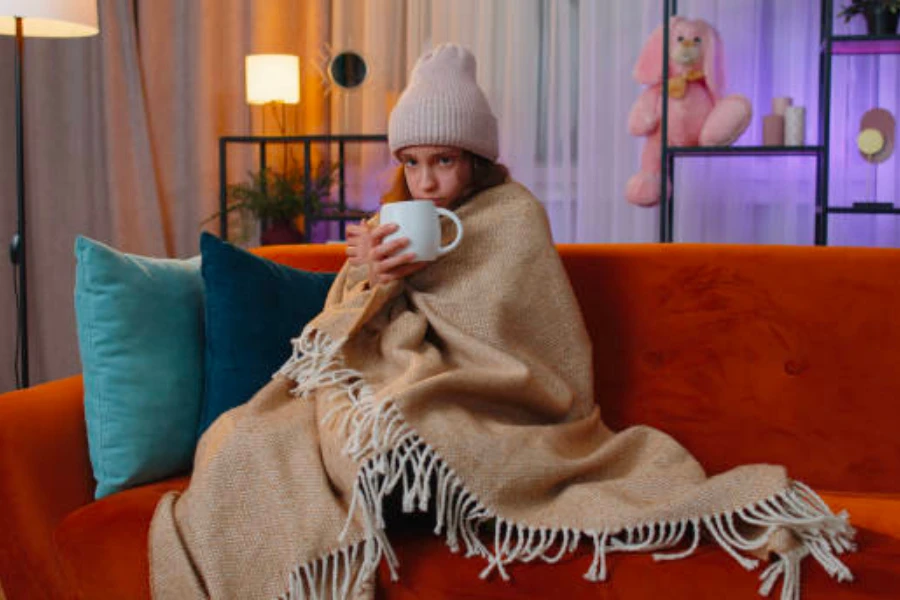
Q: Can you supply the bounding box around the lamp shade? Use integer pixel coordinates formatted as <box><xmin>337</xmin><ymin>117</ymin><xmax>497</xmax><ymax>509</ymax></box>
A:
<box><xmin>0</xmin><ymin>0</ymin><xmax>99</xmax><ymax>37</ymax></box>
<box><xmin>245</xmin><ymin>54</ymin><xmax>300</xmax><ymax>105</ymax></box>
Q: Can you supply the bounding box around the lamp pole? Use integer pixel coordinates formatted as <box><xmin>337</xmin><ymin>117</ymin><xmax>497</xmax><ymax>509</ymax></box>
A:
<box><xmin>10</xmin><ymin>15</ymin><xmax>29</xmax><ymax>388</ymax></box>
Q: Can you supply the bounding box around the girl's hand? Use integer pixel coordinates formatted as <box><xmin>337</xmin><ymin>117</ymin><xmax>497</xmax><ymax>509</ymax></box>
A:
<box><xmin>345</xmin><ymin>221</ymin><xmax>428</xmax><ymax>286</ymax></box>
<box><xmin>345</xmin><ymin>221</ymin><xmax>380</xmax><ymax>267</ymax></box>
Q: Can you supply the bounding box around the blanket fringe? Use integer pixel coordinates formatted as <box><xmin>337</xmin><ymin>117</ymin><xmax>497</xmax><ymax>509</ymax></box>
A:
<box><xmin>281</xmin><ymin>542</ymin><xmax>365</xmax><ymax>600</ymax></box>
<box><xmin>279</xmin><ymin>328</ymin><xmax>856</xmax><ymax>600</ymax></box>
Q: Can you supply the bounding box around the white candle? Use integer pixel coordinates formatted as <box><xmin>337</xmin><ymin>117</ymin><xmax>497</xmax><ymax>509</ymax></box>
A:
<box><xmin>784</xmin><ymin>106</ymin><xmax>806</xmax><ymax>145</ymax></box>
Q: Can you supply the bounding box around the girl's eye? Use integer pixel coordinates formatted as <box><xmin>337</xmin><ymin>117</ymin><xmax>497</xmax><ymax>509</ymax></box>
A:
<box><xmin>677</xmin><ymin>36</ymin><xmax>684</xmax><ymax>42</ymax></box>
<box><xmin>403</xmin><ymin>158</ymin><xmax>417</xmax><ymax>167</ymax></box>
<box><xmin>694</xmin><ymin>37</ymin><xmax>701</xmax><ymax>44</ymax></box>
<box><xmin>438</xmin><ymin>156</ymin><xmax>455</xmax><ymax>166</ymax></box>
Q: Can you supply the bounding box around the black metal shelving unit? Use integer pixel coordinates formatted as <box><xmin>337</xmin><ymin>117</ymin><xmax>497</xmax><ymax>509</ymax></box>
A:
<box><xmin>821</xmin><ymin>6</ymin><xmax>900</xmax><ymax>236</ymax></box>
<box><xmin>218</xmin><ymin>134</ymin><xmax>388</xmax><ymax>242</ymax></box>
<box><xmin>659</xmin><ymin>0</ymin><xmax>900</xmax><ymax>244</ymax></box>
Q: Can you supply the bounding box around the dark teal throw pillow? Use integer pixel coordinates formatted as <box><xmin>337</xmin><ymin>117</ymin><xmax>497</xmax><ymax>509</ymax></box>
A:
<box><xmin>198</xmin><ymin>232</ymin><xmax>336</xmax><ymax>436</ymax></box>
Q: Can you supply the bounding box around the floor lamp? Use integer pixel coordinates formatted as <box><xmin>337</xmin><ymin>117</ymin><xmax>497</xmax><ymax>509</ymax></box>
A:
<box><xmin>0</xmin><ymin>0</ymin><xmax>98</xmax><ymax>388</ymax></box>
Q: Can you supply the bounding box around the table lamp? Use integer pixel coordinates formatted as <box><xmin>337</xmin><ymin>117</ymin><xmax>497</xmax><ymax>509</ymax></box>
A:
<box><xmin>245</xmin><ymin>53</ymin><xmax>300</xmax><ymax>136</ymax></box>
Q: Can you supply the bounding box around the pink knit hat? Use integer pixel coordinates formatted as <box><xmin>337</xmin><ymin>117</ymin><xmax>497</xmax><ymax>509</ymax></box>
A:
<box><xmin>388</xmin><ymin>44</ymin><xmax>499</xmax><ymax>162</ymax></box>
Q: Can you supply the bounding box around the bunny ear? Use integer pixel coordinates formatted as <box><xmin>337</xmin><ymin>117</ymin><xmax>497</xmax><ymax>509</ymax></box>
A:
<box><xmin>633</xmin><ymin>25</ymin><xmax>664</xmax><ymax>85</ymax></box>
<box><xmin>633</xmin><ymin>17</ymin><xmax>686</xmax><ymax>85</ymax></box>
<box><xmin>700</xmin><ymin>20</ymin><xmax>726</xmax><ymax>100</ymax></box>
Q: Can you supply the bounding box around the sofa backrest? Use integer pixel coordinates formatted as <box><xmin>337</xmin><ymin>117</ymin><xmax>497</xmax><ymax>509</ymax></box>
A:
<box><xmin>255</xmin><ymin>243</ymin><xmax>900</xmax><ymax>494</ymax></box>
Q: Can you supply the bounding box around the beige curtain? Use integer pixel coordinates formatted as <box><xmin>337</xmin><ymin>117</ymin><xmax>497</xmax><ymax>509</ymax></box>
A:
<box><xmin>0</xmin><ymin>0</ymin><xmax>329</xmax><ymax>392</ymax></box>
<box><xmin>326</xmin><ymin>0</ymin><xmax>406</xmax><ymax>211</ymax></box>
<box><xmin>137</xmin><ymin>0</ymin><xmax>331</xmax><ymax>256</ymax></box>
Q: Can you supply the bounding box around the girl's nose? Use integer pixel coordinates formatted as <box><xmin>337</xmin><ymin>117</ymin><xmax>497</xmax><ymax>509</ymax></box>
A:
<box><xmin>421</xmin><ymin>167</ymin><xmax>438</xmax><ymax>190</ymax></box>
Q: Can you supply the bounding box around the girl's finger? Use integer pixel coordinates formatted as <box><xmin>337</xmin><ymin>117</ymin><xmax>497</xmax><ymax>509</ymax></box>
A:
<box><xmin>378</xmin><ymin>252</ymin><xmax>417</xmax><ymax>273</ymax></box>
<box><xmin>373</xmin><ymin>237</ymin><xmax>409</xmax><ymax>260</ymax></box>
<box><xmin>391</xmin><ymin>262</ymin><xmax>427</xmax><ymax>278</ymax></box>
<box><xmin>371</xmin><ymin>223</ymin><xmax>399</xmax><ymax>243</ymax></box>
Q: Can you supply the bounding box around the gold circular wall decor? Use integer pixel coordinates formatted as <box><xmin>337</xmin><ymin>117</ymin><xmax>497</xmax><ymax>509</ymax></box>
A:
<box><xmin>857</xmin><ymin>108</ymin><xmax>895</xmax><ymax>164</ymax></box>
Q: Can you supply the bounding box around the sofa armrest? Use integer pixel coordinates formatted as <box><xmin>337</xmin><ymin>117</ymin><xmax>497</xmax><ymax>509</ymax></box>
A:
<box><xmin>0</xmin><ymin>376</ymin><xmax>94</xmax><ymax>600</ymax></box>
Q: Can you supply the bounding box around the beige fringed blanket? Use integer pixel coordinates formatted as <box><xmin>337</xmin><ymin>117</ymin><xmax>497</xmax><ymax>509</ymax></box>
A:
<box><xmin>150</xmin><ymin>182</ymin><xmax>856</xmax><ymax>600</ymax></box>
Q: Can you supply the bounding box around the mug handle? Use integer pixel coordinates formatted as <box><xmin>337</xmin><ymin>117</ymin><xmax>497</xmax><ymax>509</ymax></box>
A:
<box><xmin>435</xmin><ymin>208</ymin><xmax>464</xmax><ymax>256</ymax></box>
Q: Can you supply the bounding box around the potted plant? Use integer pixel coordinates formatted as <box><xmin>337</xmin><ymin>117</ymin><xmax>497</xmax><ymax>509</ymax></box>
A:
<box><xmin>838</xmin><ymin>0</ymin><xmax>900</xmax><ymax>35</ymax></box>
<box><xmin>213</xmin><ymin>161</ymin><xmax>339</xmax><ymax>245</ymax></box>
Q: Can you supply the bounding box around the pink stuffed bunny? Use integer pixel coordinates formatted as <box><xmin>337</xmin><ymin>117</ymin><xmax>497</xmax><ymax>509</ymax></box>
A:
<box><xmin>626</xmin><ymin>17</ymin><xmax>752</xmax><ymax>207</ymax></box>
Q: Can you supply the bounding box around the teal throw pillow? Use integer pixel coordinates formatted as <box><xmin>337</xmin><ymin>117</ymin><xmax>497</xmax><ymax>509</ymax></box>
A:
<box><xmin>74</xmin><ymin>236</ymin><xmax>204</xmax><ymax>499</ymax></box>
<box><xmin>198</xmin><ymin>232</ymin><xmax>336</xmax><ymax>436</ymax></box>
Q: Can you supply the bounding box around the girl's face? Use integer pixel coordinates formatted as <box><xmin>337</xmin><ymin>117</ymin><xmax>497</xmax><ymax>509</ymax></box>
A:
<box><xmin>398</xmin><ymin>145</ymin><xmax>474</xmax><ymax>209</ymax></box>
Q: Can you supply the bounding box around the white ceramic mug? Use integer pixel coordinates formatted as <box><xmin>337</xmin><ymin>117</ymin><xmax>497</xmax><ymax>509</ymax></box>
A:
<box><xmin>380</xmin><ymin>200</ymin><xmax>464</xmax><ymax>261</ymax></box>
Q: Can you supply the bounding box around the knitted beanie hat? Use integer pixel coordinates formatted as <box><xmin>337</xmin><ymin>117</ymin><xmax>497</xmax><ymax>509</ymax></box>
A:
<box><xmin>388</xmin><ymin>44</ymin><xmax>499</xmax><ymax>162</ymax></box>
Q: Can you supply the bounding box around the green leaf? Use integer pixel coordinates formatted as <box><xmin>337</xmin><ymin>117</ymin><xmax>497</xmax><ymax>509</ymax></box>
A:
<box><xmin>206</xmin><ymin>161</ymin><xmax>341</xmax><ymax>225</ymax></box>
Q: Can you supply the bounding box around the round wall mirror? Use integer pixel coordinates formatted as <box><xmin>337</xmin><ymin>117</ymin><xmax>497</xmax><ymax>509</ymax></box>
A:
<box><xmin>329</xmin><ymin>51</ymin><xmax>368</xmax><ymax>89</ymax></box>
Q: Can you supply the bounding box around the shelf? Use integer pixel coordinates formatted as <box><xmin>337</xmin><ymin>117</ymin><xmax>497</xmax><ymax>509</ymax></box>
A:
<box><xmin>218</xmin><ymin>134</ymin><xmax>389</xmax><ymax>243</ymax></box>
<box><xmin>666</xmin><ymin>145</ymin><xmax>824</xmax><ymax>157</ymax></box>
<box><xmin>657</xmin><ymin>1</ymin><xmax>899</xmax><ymax>245</ymax></box>
<box><xmin>310</xmin><ymin>209</ymin><xmax>372</xmax><ymax>222</ymax></box>
<box><xmin>829</xmin><ymin>35</ymin><xmax>900</xmax><ymax>55</ymax></box>
<box><xmin>827</xmin><ymin>204</ymin><xmax>900</xmax><ymax>215</ymax></box>
<box><xmin>220</xmin><ymin>134</ymin><xmax>390</xmax><ymax>144</ymax></box>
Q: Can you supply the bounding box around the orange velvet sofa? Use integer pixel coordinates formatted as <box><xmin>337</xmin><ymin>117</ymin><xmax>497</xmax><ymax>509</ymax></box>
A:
<box><xmin>2</xmin><ymin>243</ymin><xmax>900</xmax><ymax>600</ymax></box>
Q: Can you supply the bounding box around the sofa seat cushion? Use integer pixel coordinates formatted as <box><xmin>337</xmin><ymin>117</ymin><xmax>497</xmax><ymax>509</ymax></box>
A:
<box><xmin>51</xmin><ymin>483</ymin><xmax>900</xmax><ymax>599</ymax></box>
<box><xmin>378</xmin><ymin>490</ymin><xmax>900</xmax><ymax>599</ymax></box>
<box><xmin>54</xmin><ymin>477</ymin><xmax>188</xmax><ymax>600</ymax></box>
<box><xmin>378</xmin><ymin>526</ymin><xmax>900</xmax><ymax>599</ymax></box>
